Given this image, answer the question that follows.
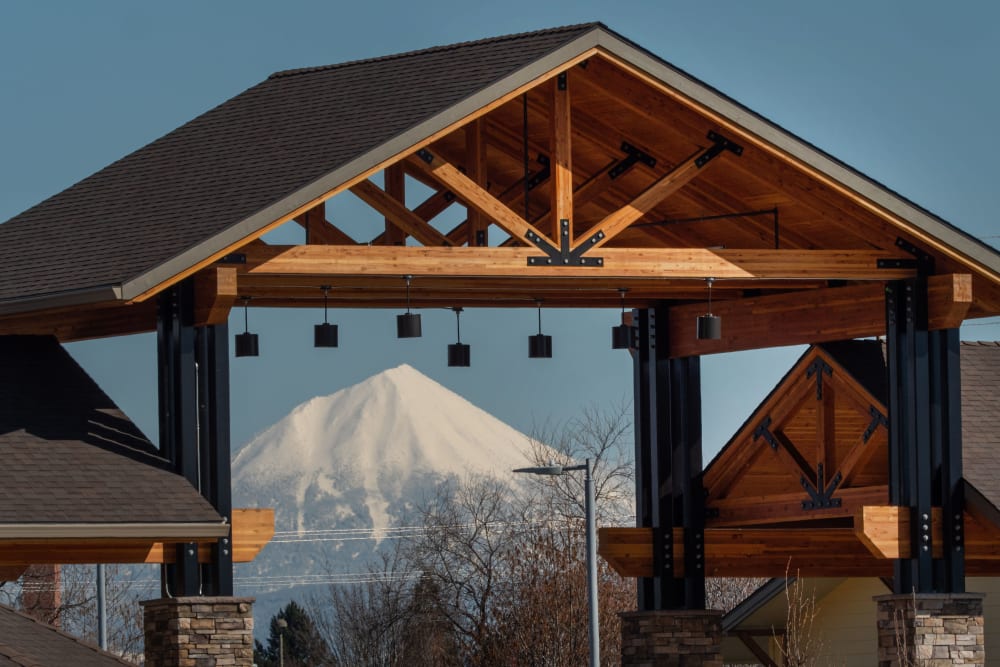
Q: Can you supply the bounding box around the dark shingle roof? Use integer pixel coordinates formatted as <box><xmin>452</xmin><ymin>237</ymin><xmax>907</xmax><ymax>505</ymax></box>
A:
<box><xmin>0</xmin><ymin>335</ymin><xmax>221</xmax><ymax>524</ymax></box>
<box><xmin>958</xmin><ymin>342</ymin><xmax>1000</xmax><ymax>501</ymax></box>
<box><xmin>0</xmin><ymin>23</ymin><xmax>601</xmax><ymax>305</ymax></box>
<box><xmin>0</xmin><ymin>603</ymin><xmax>135</xmax><ymax>666</ymax></box>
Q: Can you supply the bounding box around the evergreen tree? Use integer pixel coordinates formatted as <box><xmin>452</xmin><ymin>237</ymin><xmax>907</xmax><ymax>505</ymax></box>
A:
<box><xmin>254</xmin><ymin>600</ymin><xmax>334</xmax><ymax>667</ymax></box>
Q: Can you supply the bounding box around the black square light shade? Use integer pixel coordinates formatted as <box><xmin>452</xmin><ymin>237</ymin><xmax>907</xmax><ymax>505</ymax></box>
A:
<box><xmin>612</xmin><ymin>324</ymin><xmax>633</xmax><ymax>349</ymax></box>
<box><xmin>397</xmin><ymin>312</ymin><xmax>422</xmax><ymax>338</ymax></box>
<box><xmin>696</xmin><ymin>314</ymin><xmax>721</xmax><ymax>340</ymax></box>
<box><xmin>528</xmin><ymin>333</ymin><xmax>552</xmax><ymax>358</ymax></box>
<box><xmin>314</xmin><ymin>323</ymin><xmax>339</xmax><ymax>348</ymax></box>
<box><xmin>448</xmin><ymin>342</ymin><xmax>471</xmax><ymax>367</ymax></box>
<box><xmin>235</xmin><ymin>332</ymin><xmax>259</xmax><ymax>357</ymax></box>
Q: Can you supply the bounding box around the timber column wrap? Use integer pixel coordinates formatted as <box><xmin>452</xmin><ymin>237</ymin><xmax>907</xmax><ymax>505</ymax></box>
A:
<box><xmin>874</xmin><ymin>593</ymin><xmax>984</xmax><ymax>666</ymax></box>
<box><xmin>620</xmin><ymin>610</ymin><xmax>723</xmax><ymax>666</ymax></box>
<box><xmin>142</xmin><ymin>596</ymin><xmax>254</xmax><ymax>667</ymax></box>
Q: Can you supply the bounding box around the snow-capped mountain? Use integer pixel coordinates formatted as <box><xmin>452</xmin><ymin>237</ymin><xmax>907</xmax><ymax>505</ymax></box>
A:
<box><xmin>232</xmin><ymin>364</ymin><xmax>541</xmax><ymax>625</ymax></box>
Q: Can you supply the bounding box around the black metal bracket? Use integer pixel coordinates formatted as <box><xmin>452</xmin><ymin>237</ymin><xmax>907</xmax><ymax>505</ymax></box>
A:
<box><xmin>608</xmin><ymin>141</ymin><xmax>657</xmax><ymax>180</ymax></box>
<box><xmin>806</xmin><ymin>359</ymin><xmax>833</xmax><ymax>400</ymax></box>
<box><xmin>863</xmin><ymin>405</ymin><xmax>889</xmax><ymax>444</ymax></box>
<box><xmin>695</xmin><ymin>130</ymin><xmax>743</xmax><ymax>168</ymax></box>
<box><xmin>416</xmin><ymin>148</ymin><xmax>434</xmax><ymax>164</ymax></box>
<box><xmin>753</xmin><ymin>416</ymin><xmax>779</xmax><ymax>451</ymax></box>
<box><xmin>801</xmin><ymin>463</ymin><xmax>843</xmax><ymax>510</ymax></box>
<box><xmin>879</xmin><ymin>238</ymin><xmax>935</xmax><ymax>275</ymax></box>
<box><xmin>557</xmin><ymin>72</ymin><xmax>567</xmax><ymax>90</ymax></box>
<box><xmin>527</xmin><ymin>218</ymin><xmax>605</xmax><ymax>267</ymax></box>
<box><xmin>218</xmin><ymin>253</ymin><xmax>246</xmax><ymax>264</ymax></box>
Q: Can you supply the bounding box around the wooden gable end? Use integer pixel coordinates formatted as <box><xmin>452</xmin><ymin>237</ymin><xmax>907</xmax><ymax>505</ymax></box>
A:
<box><xmin>704</xmin><ymin>346</ymin><xmax>890</xmax><ymax>527</ymax></box>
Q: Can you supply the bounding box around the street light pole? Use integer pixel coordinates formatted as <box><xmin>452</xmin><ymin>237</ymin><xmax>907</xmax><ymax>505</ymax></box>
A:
<box><xmin>514</xmin><ymin>459</ymin><xmax>600</xmax><ymax>667</ymax></box>
<box><xmin>276</xmin><ymin>617</ymin><xmax>288</xmax><ymax>667</ymax></box>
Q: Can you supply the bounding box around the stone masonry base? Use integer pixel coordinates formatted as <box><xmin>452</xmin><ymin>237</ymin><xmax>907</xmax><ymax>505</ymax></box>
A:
<box><xmin>874</xmin><ymin>593</ymin><xmax>984</xmax><ymax>667</ymax></box>
<box><xmin>142</xmin><ymin>596</ymin><xmax>254</xmax><ymax>667</ymax></box>
<box><xmin>620</xmin><ymin>609</ymin><xmax>723</xmax><ymax>667</ymax></box>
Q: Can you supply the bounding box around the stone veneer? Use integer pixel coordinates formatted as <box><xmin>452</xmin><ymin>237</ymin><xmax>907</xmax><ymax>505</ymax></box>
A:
<box><xmin>620</xmin><ymin>609</ymin><xmax>724</xmax><ymax>666</ymax></box>
<box><xmin>874</xmin><ymin>593</ymin><xmax>984</xmax><ymax>667</ymax></box>
<box><xmin>142</xmin><ymin>596</ymin><xmax>254</xmax><ymax>667</ymax></box>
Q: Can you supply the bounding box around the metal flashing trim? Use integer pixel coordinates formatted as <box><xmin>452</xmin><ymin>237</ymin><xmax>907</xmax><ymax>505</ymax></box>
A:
<box><xmin>0</xmin><ymin>285</ymin><xmax>123</xmax><ymax>316</ymax></box>
<box><xmin>0</xmin><ymin>522</ymin><xmax>229</xmax><ymax>540</ymax></box>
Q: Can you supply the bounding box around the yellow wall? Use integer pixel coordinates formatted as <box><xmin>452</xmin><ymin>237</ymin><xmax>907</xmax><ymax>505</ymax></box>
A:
<box><xmin>724</xmin><ymin>578</ymin><xmax>1000</xmax><ymax>666</ymax></box>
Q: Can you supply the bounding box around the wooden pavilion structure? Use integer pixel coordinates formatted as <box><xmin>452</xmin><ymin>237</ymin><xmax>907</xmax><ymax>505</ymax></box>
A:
<box><xmin>1</xmin><ymin>22</ymin><xmax>998</xmax><ymax>664</ymax></box>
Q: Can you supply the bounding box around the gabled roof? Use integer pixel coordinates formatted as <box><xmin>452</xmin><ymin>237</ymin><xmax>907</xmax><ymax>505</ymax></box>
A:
<box><xmin>0</xmin><ymin>335</ymin><xmax>223</xmax><ymax>529</ymax></box>
<box><xmin>0</xmin><ymin>603</ymin><xmax>135</xmax><ymax>666</ymax></box>
<box><xmin>0</xmin><ymin>23</ymin><xmax>602</xmax><ymax>308</ymax></box>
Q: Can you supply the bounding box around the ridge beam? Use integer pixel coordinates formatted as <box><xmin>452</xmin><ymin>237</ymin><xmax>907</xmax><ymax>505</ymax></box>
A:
<box><xmin>406</xmin><ymin>149</ymin><xmax>557</xmax><ymax>249</ymax></box>
<box><xmin>350</xmin><ymin>180</ymin><xmax>452</xmax><ymax>247</ymax></box>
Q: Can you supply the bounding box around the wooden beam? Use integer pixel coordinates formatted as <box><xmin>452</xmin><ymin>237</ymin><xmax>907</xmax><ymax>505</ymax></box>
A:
<box><xmin>406</xmin><ymin>151</ymin><xmax>556</xmax><ymax>248</ymax></box>
<box><xmin>0</xmin><ymin>566</ymin><xmax>26</xmax><ymax>582</ymax></box>
<box><xmin>855</xmin><ymin>506</ymin><xmax>1000</xmax><ymax>561</ymax></box>
<box><xmin>193</xmin><ymin>266</ymin><xmax>238</xmax><ymax>327</ymax></box>
<box><xmin>350</xmin><ymin>180</ymin><xmax>452</xmax><ymax>247</ymax></box>
<box><xmin>573</xmin><ymin>147</ymin><xmax>718</xmax><ymax>251</ymax></box>
<box><xmin>465</xmin><ymin>120</ymin><xmax>488</xmax><ymax>246</ymax></box>
<box><xmin>550</xmin><ymin>72</ymin><xmax>573</xmax><ymax>242</ymax></box>
<box><xmin>667</xmin><ymin>273</ymin><xmax>972</xmax><ymax>358</ymax></box>
<box><xmin>0</xmin><ymin>509</ymin><xmax>274</xmax><ymax>566</ymax></box>
<box><xmin>734</xmin><ymin>631</ymin><xmax>780</xmax><ymax>667</ymax></box>
<box><xmin>599</xmin><ymin>523</ymin><xmax>1000</xmax><ymax>578</ymax></box>
<box><xmin>242</xmin><ymin>244</ymin><xmax>915</xmax><ymax>281</ymax></box>
<box><xmin>383</xmin><ymin>164</ymin><xmax>408</xmax><ymax>245</ymax></box>
<box><xmin>707</xmin><ymin>485</ymin><xmax>889</xmax><ymax>527</ymax></box>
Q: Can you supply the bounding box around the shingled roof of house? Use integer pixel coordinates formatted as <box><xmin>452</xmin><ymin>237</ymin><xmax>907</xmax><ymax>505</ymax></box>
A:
<box><xmin>0</xmin><ymin>603</ymin><xmax>136</xmax><ymax>666</ymax></box>
<box><xmin>0</xmin><ymin>335</ymin><xmax>222</xmax><ymax>525</ymax></box>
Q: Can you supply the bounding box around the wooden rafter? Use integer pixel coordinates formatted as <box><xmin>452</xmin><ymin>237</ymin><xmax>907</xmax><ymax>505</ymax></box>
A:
<box><xmin>406</xmin><ymin>150</ymin><xmax>556</xmax><ymax>248</ymax></box>
<box><xmin>350</xmin><ymin>180</ymin><xmax>452</xmax><ymax>247</ymax></box>
<box><xmin>666</xmin><ymin>273</ymin><xmax>972</xmax><ymax>358</ymax></box>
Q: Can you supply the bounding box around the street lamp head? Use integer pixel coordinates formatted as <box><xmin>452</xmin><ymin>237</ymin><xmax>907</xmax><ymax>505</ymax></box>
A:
<box><xmin>276</xmin><ymin>618</ymin><xmax>288</xmax><ymax>630</ymax></box>
<box><xmin>512</xmin><ymin>465</ymin><xmax>565</xmax><ymax>476</ymax></box>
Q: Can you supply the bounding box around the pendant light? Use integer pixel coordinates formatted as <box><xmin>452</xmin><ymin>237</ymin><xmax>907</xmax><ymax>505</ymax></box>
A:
<box><xmin>696</xmin><ymin>277</ymin><xmax>722</xmax><ymax>340</ymax></box>
<box><xmin>528</xmin><ymin>300</ymin><xmax>552</xmax><ymax>358</ymax></box>
<box><xmin>314</xmin><ymin>286</ymin><xmax>339</xmax><ymax>348</ymax></box>
<box><xmin>611</xmin><ymin>288</ymin><xmax>633</xmax><ymax>349</ymax></box>
<box><xmin>447</xmin><ymin>307</ymin><xmax>471</xmax><ymax>367</ymax></box>
<box><xmin>234</xmin><ymin>297</ymin><xmax>259</xmax><ymax>357</ymax></box>
<box><xmin>396</xmin><ymin>275</ymin><xmax>422</xmax><ymax>338</ymax></box>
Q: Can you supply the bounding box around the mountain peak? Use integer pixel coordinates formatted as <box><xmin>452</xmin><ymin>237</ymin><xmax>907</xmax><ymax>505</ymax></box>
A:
<box><xmin>233</xmin><ymin>365</ymin><xmax>537</xmax><ymax>536</ymax></box>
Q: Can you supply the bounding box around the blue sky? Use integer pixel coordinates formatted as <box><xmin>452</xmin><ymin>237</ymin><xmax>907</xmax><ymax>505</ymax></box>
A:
<box><xmin>1</xmin><ymin>1</ymin><xmax>997</xmax><ymax>460</ymax></box>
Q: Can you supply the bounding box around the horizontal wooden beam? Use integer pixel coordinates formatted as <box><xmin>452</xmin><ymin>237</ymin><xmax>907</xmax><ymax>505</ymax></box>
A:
<box><xmin>194</xmin><ymin>266</ymin><xmax>238</xmax><ymax>327</ymax></box>
<box><xmin>853</xmin><ymin>505</ymin><xmax>1000</xmax><ymax>561</ymax></box>
<box><xmin>0</xmin><ymin>509</ymin><xmax>273</xmax><ymax>566</ymax></box>
<box><xmin>707</xmin><ymin>485</ymin><xmax>889</xmax><ymax>527</ymax></box>
<box><xmin>242</xmin><ymin>244</ymin><xmax>915</xmax><ymax>281</ymax></box>
<box><xmin>599</xmin><ymin>523</ymin><xmax>1000</xmax><ymax>579</ymax></box>
<box><xmin>667</xmin><ymin>273</ymin><xmax>971</xmax><ymax>358</ymax></box>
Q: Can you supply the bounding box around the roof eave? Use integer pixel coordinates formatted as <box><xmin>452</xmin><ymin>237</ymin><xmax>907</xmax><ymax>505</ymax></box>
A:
<box><xmin>0</xmin><ymin>284</ymin><xmax>122</xmax><ymax>316</ymax></box>
<box><xmin>0</xmin><ymin>521</ymin><xmax>229</xmax><ymax>540</ymax></box>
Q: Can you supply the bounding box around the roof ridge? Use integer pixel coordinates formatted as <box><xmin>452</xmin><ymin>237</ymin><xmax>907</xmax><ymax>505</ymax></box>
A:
<box><xmin>268</xmin><ymin>22</ymin><xmax>605</xmax><ymax>79</ymax></box>
<box><xmin>962</xmin><ymin>340</ymin><xmax>1000</xmax><ymax>347</ymax></box>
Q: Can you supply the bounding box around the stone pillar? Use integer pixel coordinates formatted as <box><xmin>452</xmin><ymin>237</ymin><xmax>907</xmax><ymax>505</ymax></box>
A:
<box><xmin>142</xmin><ymin>596</ymin><xmax>254</xmax><ymax>667</ymax></box>
<box><xmin>875</xmin><ymin>593</ymin><xmax>984</xmax><ymax>666</ymax></box>
<box><xmin>620</xmin><ymin>609</ymin><xmax>723</xmax><ymax>666</ymax></box>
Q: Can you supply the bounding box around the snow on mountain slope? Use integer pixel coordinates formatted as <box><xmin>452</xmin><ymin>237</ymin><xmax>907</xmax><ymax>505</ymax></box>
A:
<box><xmin>233</xmin><ymin>363</ymin><xmax>536</xmax><ymax>538</ymax></box>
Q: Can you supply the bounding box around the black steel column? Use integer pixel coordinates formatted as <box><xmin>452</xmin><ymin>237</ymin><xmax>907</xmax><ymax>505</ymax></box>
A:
<box><xmin>885</xmin><ymin>279</ymin><xmax>964</xmax><ymax>594</ymax></box>
<box><xmin>931</xmin><ymin>327</ymin><xmax>964</xmax><ymax>592</ymax></box>
<box><xmin>633</xmin><ymin>304</ymin><xmax>706</xmax><ymax>610</ymax></box>
<box><xmin>669</xmin><ymin>356</ymin><xmax>706</xmax><ymax>608</ymax></box>
<box><xmin>157</xmin><ymin>281</ymin><xmax>200</xmax><ymax>597</ymax></box>
<box><xmin>197</xmin><ymin>323</ymin><xmax>234</xmax><ymax>596</ymax></box>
